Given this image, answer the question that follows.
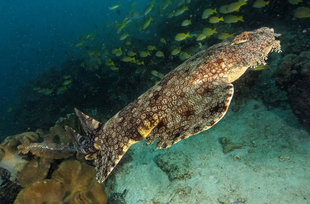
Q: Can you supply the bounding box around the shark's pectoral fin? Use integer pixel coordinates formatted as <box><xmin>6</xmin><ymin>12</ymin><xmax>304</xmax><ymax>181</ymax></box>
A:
<box><xmin>147</xmin><ymin>82</ymin><xmax>234</xmax><ymax>148</ymax></box>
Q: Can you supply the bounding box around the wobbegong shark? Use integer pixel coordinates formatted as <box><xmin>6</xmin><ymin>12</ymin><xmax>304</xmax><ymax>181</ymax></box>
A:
<box><xmin>66</xmin><ymin>27</ymin><xmax>281</xmax><ymax>183</ymax></box>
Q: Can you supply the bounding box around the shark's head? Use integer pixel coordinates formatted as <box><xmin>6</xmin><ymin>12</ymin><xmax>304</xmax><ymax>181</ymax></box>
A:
<box><xmin>220</xmin><ymin>27</ymin><xmax>281</xmax><ymax>83</ymax></box>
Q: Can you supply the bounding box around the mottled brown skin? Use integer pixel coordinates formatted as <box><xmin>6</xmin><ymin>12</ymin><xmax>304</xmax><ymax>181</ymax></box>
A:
<box><xmin>67</xmin><ymin>27</ymin><xmax>281</xmax><ymax>183</ymax></box>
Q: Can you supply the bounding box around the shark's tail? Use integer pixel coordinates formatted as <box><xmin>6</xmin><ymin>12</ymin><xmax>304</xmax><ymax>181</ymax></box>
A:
<box><xmin>65</xmin><ymin>108</ymin><xmax>102</xmax><ymax>160</ymax></box>
<box><xmin>66</xmin><ymin>108</ymin><xmax>132</xmax><ymax>183</ymax></box>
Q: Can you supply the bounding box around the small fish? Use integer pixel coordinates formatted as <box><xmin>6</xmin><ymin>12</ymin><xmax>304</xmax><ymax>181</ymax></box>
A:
<box><xmin>57</xmin><ymin>86</ymin><xmax>68</xmax><ymax>95</ymax></box>
<box><xmin>167</xmin><ymin>10</ymin><xmax>176</xmax><ymax>18</ymax></box>
<box><xmin>63</xmin><ymin>75</ymin><xmax>71</xmax><ymax>80</ymax></box>
<box><xmin>175</xmin><ymin>32</ymin><xmax>191</xmax><ymax>41</ymax></box>
<box><xmin>139</xmin><ymin>51</ymin><xmax>151</xmax><ymax>58</ymax></box>
<box><xmin>88</xmin><ymin>50</ymin><xmax>101</xmax><ymax>57</ymax></box>
<box><xmin>117</xmin><ymin>23</ymin><xmax>127</xmax><ymax>34</ymax></box>
<box><xmin>250</xmin><ymin>64</ymin><xmax>273</xmax><ymax>71</ymax></box>
<box><xmin>219</xmin><ymin>0</ymin><xmax>247</xmax><ymax>14</ymax></box>
<box><xmin>120</xmin><ymin>33</ymin><xmax>129</xmax><ymax>41</ymax></box>
<box><xmin>209</xmin><ymin>16</ymin><xmax>224</xmax><ymax>23</ymax></box>
<box><xmin>142</xmin><ymin>17</ymin><xmax>153</xmax><ymax>30</ymax></box>
<box><xmin>224</xmin><ymin>15</ymin><xmax>244</xmax><ymax>23</ymax></box>
<box><xmin>160</xmin><ymin>38</ymin><xmax>167</xmax><ymax>44</ymax></box>
<box><xmin>253</xmin><ymin>0</ymin><xmax>269</xmax><ymax>8</ymax></box>
<box><xmin>177</xmin><ymin>0</ymin><xmax>187</xmax><ymax>6</ymax></box>
<box><xmin>197</xmin><ymin>42</ymin><xmax>204</xmax><ymax>49</ymax></box>
<box><xmin>63</xmin><ymin>79</ymin><xmax>72</xmax><ymax>86</ymax></box>
<box><xmin>121</xmin><ymin>56</ymin><xmax>135</xmax><ymax>62</ymax></box>
<box><xmin>110</xmin><ymin>66</ymin><xmax>120</xmax><ymax>71</ymax></box>
<box><xmin>147</xmin><ymin>45</ymin><xmax>157</xmax><ymax>51</ymax></box>
<box><xmin>171</xmin><ymin>48</ymin><xmax>181</xmax><ymax>56</ymax></box>
<box><xmin>144</xmin><ymin>0</ymin><xmax>155</xmax><ymax>16</ymax></box>
<box><xmin>181</xmin><ymin>19</ymin><xmax>192</xmax><ymax>26</ymax></box>
<box><xmin>155</xmin><ymin>51</ymin><xmax>165</xmax><ymax>58</ymax></box>
<box><xmin>121</xmin><ymin>56</ymin><xmax>136</xmax><ymax>63</ymax></box>
<box><xmin>127</xmin><ymin>51</ymin><xmax>137</xmax><ymax>57</ymax></box>
<box><xmin>74</xmin><ymin>41</ymin><xmax>86</xmax><ymax>48</ymax></box>
<box><xmin>112</xmin><ymin>48</ymin><xmax>122</xmax><ymax>56</ymax></box>
<box><xmin>201</xmin><ymin>8</ymin><xmax>217</xmax><ymax>19</ymax></box>
<box><xmin>294</xmin><ymin>7</ymin><xmax>310</xmax><ymax>18</ymax></box>
<box><xmin>34</xmin><ymin>88</ymin><xmax>54</xmax><ymax>96</ymax></box>
<box><xmin>288</xmin><ymin>0</ymin><xmax>303</xmax><ymax>5</ymax></box>
<box><xmin>116</xmin><ymin>18</ymin><xmax>132</xmax><ymax>34</ymax></box>
<box><xmin>109</xmin><ymin>4</ymin><xmax>122</xmax><ymax>10</ymax></box>
<box><xmin>160</xmin><ymin>0</ymin><xmax>173</xmax><ymax>11</ymax></box>
<box><xmin>151</xmin><ymin>70</ymin><xmax>165</xmax><ymax>79</ymax></box>
<box><xmin>105</xmin><ymin>58</ymin><xmax>115</xmax><ymax>67</ymax></box>
<box><xmin>218</xmin><ymin>32</ymin><xmax>235</xmax><ymax>40</ymax></box>
<box><xmin>179</xmin><ymin>51</ymin><xmax>191</xmax><ymax>61</ymax></box>
<box><xmin>134</xmin><ymin>59</ymin><xmax>145</xmax><ymax>65</ymax></box>
<box><xmin>202</xmin><ymin>27</ymin><xmax>217</xmax><ymax>37</ymax></box>
<box><xmin>196</xmin><ymin>33</ymin><xmax>207</xmax><ymax>41</ymax></box>
<box><xmin>174</xmin><ymin>6</ymin><xmax>189</xmax><ymax>16</ymax></box>
<box><xmin>84</xmin><ymin>33</ymin><xmax>96</xmax><ymax>40</ymax></box>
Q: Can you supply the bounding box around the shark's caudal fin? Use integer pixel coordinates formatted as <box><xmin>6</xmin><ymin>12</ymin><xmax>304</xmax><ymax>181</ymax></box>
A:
<box><xmin>65</xmin><ymin>108</ymin><xmax>103</xmax><ymax>160</ymax></box>
<box><xmin>66</xmin><ymin>108</ymin><xmax>134</xmax><ymax>183</ymax></box>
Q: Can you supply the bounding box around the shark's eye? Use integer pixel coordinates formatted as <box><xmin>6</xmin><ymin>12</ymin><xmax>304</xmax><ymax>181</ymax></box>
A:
<box><xmin>232</xmin><ymin>32</ymin><xmax>251</xmax><ymax>45</ymax></box>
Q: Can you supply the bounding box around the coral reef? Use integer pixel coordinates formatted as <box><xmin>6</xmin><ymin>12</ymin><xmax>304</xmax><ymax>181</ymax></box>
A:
<box><xmin>277</xmin><ymin>51</ymin><xmax>310</xmax><ymax>130</ymax></box>
<box><xmin>18</xmin><ymin>158</ymin><xmax>51</xmax><ymax>188</ymax></box>
<box><xmin>0</xmin><ymin>127</ymin><xmax>109</xmax><ymax>203</ymax></box>
<box><xmin>15</xmin><ymin>180</ymin><xmax>65</xmax><ymax>204</ymax></box>
<box><xmin>52</xmin><ymin>160</ymin><xmax>107</xmax><ymax>204</ymax></box>
<box><xmin>0</xmin><ymin>132</ymin><xmax>39</xmax><ymax>180</ymax></box>
<box><xmin>0</xmin><ymin>167</ymin><xmax>22</xmax><ymax>204</ymax></box>
<box><xmin>15</xmin><ymin>160</ymin><xmax>108</xmax><ymax>204</ymax></box>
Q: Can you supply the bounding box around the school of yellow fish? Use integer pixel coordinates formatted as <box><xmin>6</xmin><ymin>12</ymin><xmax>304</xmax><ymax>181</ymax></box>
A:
<box><xmin>70</xmin><ymin>0</ymin><xmax>308</xmax><ymax>75</ymax></box>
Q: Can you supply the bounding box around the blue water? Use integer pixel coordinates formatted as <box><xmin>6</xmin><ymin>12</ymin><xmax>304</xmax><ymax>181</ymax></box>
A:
<box><xmin>0</xmin><ymin>0</ymin><xmax>150</xmax><ymax>136</ymax></box>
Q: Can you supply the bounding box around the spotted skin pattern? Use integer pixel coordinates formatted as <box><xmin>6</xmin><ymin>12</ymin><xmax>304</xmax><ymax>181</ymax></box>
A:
<box><xmin>67</xmin><ymin>27</ymin><xmax>281</xmax><ymax>183</ymax></box>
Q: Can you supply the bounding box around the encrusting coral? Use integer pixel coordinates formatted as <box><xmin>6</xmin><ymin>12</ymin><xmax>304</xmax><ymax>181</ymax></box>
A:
<box><xmin>0</xmin><ymin>115</ymin><xmax>109</xmax><ymax>203</ymax></box>
<box><xmin>0</xmin><ymin>132</ymin><xmax>39</xmax><ymax>180</ymax></box>
<box><xmin>52</xmin><ymin>160</ymin><xmax>108</xmax><ymax>204</ymax></box>
<box><xmin>18</xmin><ymin>158</ymin><xmax>51</xmax><ymax>188</ymax></box>
<box><xmin>14</xmin><ymin>160</ymin><xmax>107</xmax><ymax>204</ymax></box>
<box><xmin>14</xmin><ymin>180</ymin><xmax>65</xmax><ymax>204</ymax></box>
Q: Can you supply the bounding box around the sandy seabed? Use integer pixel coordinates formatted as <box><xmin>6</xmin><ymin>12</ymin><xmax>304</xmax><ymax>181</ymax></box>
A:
<box><xmin>106</xmin><ymin>99</ymin><xmax>310</xmax><ymax>204</ymax></box>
